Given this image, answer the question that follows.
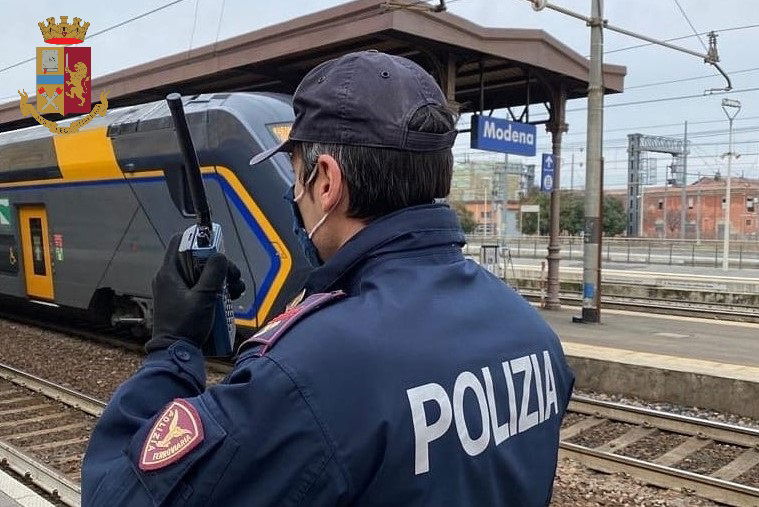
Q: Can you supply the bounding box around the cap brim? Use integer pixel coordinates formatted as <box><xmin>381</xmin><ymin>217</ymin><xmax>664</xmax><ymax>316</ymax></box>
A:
<box><xmin>249</xmin><ymin>139</ymin><xmax>293</xmax><ymax>166</ymax></box>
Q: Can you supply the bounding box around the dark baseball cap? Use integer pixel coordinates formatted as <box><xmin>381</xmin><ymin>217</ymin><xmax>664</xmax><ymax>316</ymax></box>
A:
<box><xmin>249</xmin><ymin>50</ymin><xmax>457</xmax><ymax>166</ymax></box>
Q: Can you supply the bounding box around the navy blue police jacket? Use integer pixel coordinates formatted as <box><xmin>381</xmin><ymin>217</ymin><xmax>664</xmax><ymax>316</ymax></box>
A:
<box><xmin>82</xmin><ymin>203</ymin><xmax>574</xmax><ymax>506</ymax></box>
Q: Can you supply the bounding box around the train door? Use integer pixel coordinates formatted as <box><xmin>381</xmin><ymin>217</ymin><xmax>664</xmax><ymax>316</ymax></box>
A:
<box><xmin>18</xmin><ymin>205</ymin><xmax>54</xmax><ymax>300</ymax></box>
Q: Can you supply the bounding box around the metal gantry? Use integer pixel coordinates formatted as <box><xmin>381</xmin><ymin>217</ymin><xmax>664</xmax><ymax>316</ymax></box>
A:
<box><xmin>627</xmin><ymin>133</ymin><xmax>688</xmax><ymax>237</ymax></box>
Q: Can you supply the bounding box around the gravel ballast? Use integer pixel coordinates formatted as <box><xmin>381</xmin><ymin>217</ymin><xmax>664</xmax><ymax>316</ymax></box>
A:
<box><xmin>0</xmin><ymin>317</ymin><xmax>755</xmax><ymax>505</ymax></box>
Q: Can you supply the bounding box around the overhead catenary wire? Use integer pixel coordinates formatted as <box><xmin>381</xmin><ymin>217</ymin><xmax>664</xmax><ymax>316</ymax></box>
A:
<box><xmin>603</xmin><ymin>22</ymin><xmax>759</xmax><ymax>55</ymax></box>
<box><xmin>566</xmin><ymin>86</ymin><xmax>759</xmax><ymax>113</ymax></box>
<box><xmin>626</xmin><ymin>66</ymin><xmax>759</xmax><ymax>90</ymax></box>
<box><xmin>672</xmin><ymin>0</ymin><xmax>709</xmax><ymax>52</ymax></box>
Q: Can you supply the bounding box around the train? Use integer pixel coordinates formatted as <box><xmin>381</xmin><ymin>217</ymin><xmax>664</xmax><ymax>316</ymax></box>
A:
<box><xmin>0</xmin><ymin>92</ymin><xmax>310</xmax><ymax>337</ymax></box>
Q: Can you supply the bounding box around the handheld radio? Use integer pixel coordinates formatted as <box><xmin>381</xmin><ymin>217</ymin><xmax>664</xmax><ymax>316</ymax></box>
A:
<box><xmin>166</xmin><ymin>93</ymin><xmax>236</xmax><ymax>356</ymax></box>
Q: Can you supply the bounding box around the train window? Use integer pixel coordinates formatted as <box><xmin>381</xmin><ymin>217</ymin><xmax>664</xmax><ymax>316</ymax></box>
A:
<box><xmin>28</xmin><ymin>218</ymin><xmax>47</xmax><ymax>276</ymax></box>
<box><xmin>0</xmin><ymin>234</ymin><xmax>19</xmax><ymax>274</ymax></box>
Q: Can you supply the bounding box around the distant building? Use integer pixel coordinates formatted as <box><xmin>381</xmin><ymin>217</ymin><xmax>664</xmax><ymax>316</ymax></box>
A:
<box><xmin>449</xmin><ymin>161</ymin><xmax>535</xmax><ymax>236</ymax></box>
<box><xmin>640</xmin><ymin>177</ymin><xmax>759</xmax><ymax>240</ymax></box>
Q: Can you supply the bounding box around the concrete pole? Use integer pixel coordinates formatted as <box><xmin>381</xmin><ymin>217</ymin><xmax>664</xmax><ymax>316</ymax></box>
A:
<box><xmin>681</xmin><ymin>121</ymin><xmax>688</xmax><ymax>239</ymax></box>
<box><xmin>696</xmin><ymin>187</ymin><xmax>702</xmax><ymax>244</ymax></box>
<box><xmin>663</xmin><ymin>177</ymin><xmax>668</xmax><ymax>239</ymax></box>
<box><xmin>639</xmin><ymin>185</ymin><xmax>645</xmax><ymax>236</ymax></box>
<box><xmin>580</xmin><ymin>0</ymin><xmax>604</xmax><ymax>323</ymax></box>
<box><xmin>570</xmin><ymin>152</ymin><xmax>575</xmax><ymax>191</ymax></box>
<box><xmin>545</xmin><ymin>87</ymin><xmax>567</xmax><ymax>310</ymax></box>
<box><xmin>723</xmin><ymin>116</ymin><xmax>734</xmax><ymax>270</ymax></box>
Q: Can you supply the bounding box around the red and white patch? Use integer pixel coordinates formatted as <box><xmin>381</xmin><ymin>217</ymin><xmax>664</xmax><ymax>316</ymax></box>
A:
<box><xmin>139</xmin><ymin>399</ymin><xmax>204</xmax><ymax>471</ymax></box>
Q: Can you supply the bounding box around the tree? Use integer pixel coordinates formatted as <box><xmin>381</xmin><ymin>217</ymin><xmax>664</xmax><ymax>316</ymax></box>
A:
<box><xmin>603</xmin><ymin>195</ymin><xmax>627</xmax><ymax>236</ymax></box>
<box><xmin>519</xmin><ymin>190</ymin><xmax>549</xmax><ymax>235</ymax></box>
<box><xmin>519</xmin><ymin>191</ymin><xmax>627</xmax><ymax>237</ymax></box>
<box><xmin>450</xmin><ymin>201</ymin><xmax>478</xmax><ymax>233</ymax></box>
<box><xmin>560</xmin><ymin>192</ymin><xmax>585</xmax><ymax>235</ymax></box>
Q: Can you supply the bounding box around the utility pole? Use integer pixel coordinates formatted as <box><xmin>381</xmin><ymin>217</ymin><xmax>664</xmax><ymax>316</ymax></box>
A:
<box><xmin>681</xmin><ymin>121</ymin><xmax>688</xmax><ymax>239</ymax></box>
<box><xmin>570</xmin><ymin>152</ymin><xmax>574</xmax><ymax>191</ymax></box>
<box><xmin>696</xmin><ymin>187</ymin><xmax>702</xmax><ymax>244</ymax></box>
<box><xmin>580</xmin><ymin>0</ymin><xmax>604</xmax><ymax>323</ymax></box>
<box><xmin>663</xmin><ymin>174</ymin><xmax>669</xmax><ymax>239</ymax></box>
<box><xmin>721</xmin><ymin>98</ymin><xmax>741</xmax><ymax>270</ymax></box>
<box><xmin>526</xmin><ymin>0</ymin><xmax>730</xmax><ymax>323</ymax></box>
<box><xmin>639</xmin><ymin>185</ymin><xmax>645</xmax><ymax>236</ymax></box>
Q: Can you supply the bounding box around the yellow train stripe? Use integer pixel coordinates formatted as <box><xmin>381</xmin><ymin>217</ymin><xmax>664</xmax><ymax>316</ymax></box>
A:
<box><xmin>0</xmin><ymin>128</ymin><xmax>292</xmax><ymax>329</ymax></box>
<box><xmin>53</xmin><ymin>127</ymin><xmax>123</xmax><ymax>181</ymax></box>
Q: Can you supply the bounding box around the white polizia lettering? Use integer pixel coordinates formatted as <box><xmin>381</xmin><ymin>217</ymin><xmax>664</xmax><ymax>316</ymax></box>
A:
<box><xmin>406</xmin><ymin>350</ymin><xmax>561</xmax><ymax>475</ymax></box>
<box><xmin>453</xmin><ymin>371</ymin><xmax>490</xmax><ymax>457</ymax></box>
<box><xmin>406</xmin><ymin>383</ymin><xmax>453</xmax><ymax>475</ymax></box>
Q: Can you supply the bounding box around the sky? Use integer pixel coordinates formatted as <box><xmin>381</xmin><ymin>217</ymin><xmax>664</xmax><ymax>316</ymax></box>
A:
<box><xmin>2</xmin><ymin>0</ymin><xmax>759</xmax><ymax>189</ymax></box>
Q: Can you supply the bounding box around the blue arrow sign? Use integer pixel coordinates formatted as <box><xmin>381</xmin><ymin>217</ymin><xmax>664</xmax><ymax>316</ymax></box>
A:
<box><xmin>541</xmin><ymin>153</ymin><xmax>555</xmax><ymax>193</ymax></box>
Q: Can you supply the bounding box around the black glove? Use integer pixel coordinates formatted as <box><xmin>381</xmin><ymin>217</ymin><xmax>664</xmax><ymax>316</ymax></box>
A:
<box><xmin>145</xmin><ymin>234</ymin><xmax>246</xmax><ymax>352</ymax></box>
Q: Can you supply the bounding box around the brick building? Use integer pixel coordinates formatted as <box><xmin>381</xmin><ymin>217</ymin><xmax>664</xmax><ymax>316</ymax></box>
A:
<box><xmin>641</xmin><ymin>177</ymin><xmax>759</xmax><ymax>240</ymax></box>
<box><xmin>449</xmin><ymin>161</ymin><xmax>535</xmax><ymax>235</ymax></box>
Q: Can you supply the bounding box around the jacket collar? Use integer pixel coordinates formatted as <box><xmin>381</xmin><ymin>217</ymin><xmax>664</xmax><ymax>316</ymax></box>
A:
<box><xmin>304</xmin><ymin>203</ymin><xmax>465</xmax><ymax>294</ymax></box>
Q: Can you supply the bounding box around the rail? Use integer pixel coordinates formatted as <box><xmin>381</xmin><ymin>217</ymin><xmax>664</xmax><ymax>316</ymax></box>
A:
<box><xmin>563</xmin><ymin>396</ymin><xmax>759</xmax><ymax>506</ymax></box>
<box><xmin>0</xmin><ymin>362</ymin><xmax>104</xmax><ymax>506</ymax></box>
<box><xmin>518</xmin><ymin>290</ymin><xmax>759</xmax><ymax>323</ymax></box>
<box><xmin>1</xmin><ymin>316</ymin><xmax>758</xmax><ymax>505</ymax></box>
<box><xmin>466</xmin><ymin>235</ymin><xmax>759</xmax><ymax>269</ymax></box>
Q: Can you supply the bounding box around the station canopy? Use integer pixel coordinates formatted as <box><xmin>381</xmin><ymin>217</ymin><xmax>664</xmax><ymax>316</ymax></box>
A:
<box><xmin>0</xmin><ymin>0</ymin><xmax>625</xmax><ymax>132</ymax></box>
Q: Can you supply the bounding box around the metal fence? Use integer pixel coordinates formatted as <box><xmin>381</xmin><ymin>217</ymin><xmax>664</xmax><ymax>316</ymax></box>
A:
<box><xmin>464</xmin><ymin>235</ymin><xmax>759</xmax><ymax>269</ymax></box>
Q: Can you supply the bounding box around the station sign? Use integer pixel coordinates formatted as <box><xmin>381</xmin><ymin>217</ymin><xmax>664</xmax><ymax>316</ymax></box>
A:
<box><xmin>470</xmin><ymin>115</ymin><xmax>537</xmax><ymax>156</ymax></box>
<box><xmin>541</xmin><ymin>153</ymin><xmax>555</xmax><ymax>192</ymax></box>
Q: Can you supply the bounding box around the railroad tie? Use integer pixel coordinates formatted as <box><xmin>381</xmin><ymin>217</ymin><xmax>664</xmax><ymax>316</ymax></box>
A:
<box><xmin>49</xmin><ymin>453</ymin><xmax>84</xmax><ymax>467</ymax></box>
<box><xmin>654</xmin><ymin>435</ymin><xmax>712</xmax><ymax>467</ymax></box>
<box><xmin>560</xmin><ymin>417</ymin><xmax>606</xmax><ymax>441</ymax></box>
<box><xmin>710</xmin><ymin>448</ymin><xmax>759</xmax><ymax>481</ymax></box>
<box><xmin>594</xmin><ymin>426</ymin><xmax>657</xmax><ymax>453</ymax></box>
<box><xmin>0</xmin><ymin>412</ymin><xmax>66</xmax><ymax>429</ymax></box>
<box><xmin>3</xmin><ymin>422</ymin><xmax>89</xmax><ymax>441</ymax></box>
<box><xmin>26</xmin><ymin>436</ymin><xmax>90</xmax><ymax>452</ymax></box>
<box><xmin>0</xmin><ymin>403</ymin><xmax>49</xmax><ymax>416</ymax></box>
<box><xmin>0</xmin><ymin>396</ymin><xmax>37</xmax><ymax>405</ymax></box>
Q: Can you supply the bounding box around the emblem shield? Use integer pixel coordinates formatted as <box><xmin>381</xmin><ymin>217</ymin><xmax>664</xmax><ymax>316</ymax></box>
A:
<box><xmin>36</xmin><ymin>46</ymin><xmax>90</xmax><ymax>115</ymax></box>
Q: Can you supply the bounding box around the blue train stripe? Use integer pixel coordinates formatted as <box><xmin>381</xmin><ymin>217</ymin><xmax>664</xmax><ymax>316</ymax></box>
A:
<box><xmin>1</xmin><ymin>175</ymin><xmax>276</xmax><ymax>321</ymax></box>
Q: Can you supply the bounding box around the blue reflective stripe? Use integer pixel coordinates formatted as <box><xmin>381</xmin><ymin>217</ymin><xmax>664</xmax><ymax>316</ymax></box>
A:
<box><xmin>37</xmin><ymin>75</ymin><xmax>65</xmax><ymax>84</ymax></box>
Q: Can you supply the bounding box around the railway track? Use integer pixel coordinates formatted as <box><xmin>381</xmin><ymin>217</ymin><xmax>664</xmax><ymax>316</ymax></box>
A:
<box><xmin>2</xmin><ymin>308</ymin><xmax>759</xmax><ymax>504</ymax></box>
<box><xmin>520</xmin><ymin>289</ymin><xmax>759</xmax><ymax>323</ymax></box>
<box><xmin>0</xmin><ymin>362</ymin><xmax>104</xmax><ymax>506</ymax></box>
<box><xmin>562</xmin><ymin>396</ymin><xmax>759</xmax><ymax>506</ymax></box>
<box><xmin>0</xmin><ymin>334</ymin><xmax>756</xmax><ymax>505</ymax></box>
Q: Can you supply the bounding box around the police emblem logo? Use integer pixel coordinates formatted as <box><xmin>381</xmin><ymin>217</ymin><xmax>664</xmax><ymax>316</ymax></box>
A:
<box><xmin>17</xmin><ymin>16</ymin><xmax>109</xmax><ymax>135</ymax></box>
<box><xmin>139</xmin><ymin>399</ymin><xmax>204</xmax><ymax>471</ymax></box>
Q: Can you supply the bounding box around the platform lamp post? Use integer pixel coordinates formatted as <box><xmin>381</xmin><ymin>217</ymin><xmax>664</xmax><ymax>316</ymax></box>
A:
<box><xmin>721</xmin><ymin>98</ymin><xmax>741</xmax><ymax>270</ymax></box>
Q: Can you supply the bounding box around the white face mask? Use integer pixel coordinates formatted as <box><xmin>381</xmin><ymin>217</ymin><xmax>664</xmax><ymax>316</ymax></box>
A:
<box><xmin>294</xmin><ymin>165</ymin><xmax>342</xmax><ymax>240</ymax></box>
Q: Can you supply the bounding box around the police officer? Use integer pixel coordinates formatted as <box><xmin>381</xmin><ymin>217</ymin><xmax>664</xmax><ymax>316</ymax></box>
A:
<box><xmin>83</xmin><ymin>51</ymin><xmax>574</xmax><ymax>506</ymax></box>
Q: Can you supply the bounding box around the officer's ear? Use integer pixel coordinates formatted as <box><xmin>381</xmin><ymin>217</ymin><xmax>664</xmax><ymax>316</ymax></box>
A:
<box><xmin>314</xmin><ymin>154</ymin><xmax>345</xmax><ymax>213</ymax></box>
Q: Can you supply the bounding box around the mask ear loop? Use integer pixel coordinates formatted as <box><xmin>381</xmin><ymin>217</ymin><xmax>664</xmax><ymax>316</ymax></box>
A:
<box><xmin>294</xmin><ymin>165</ymin><xmax>319</xmax><ymax>203</ymax></box>
<box><xmin>303</xmin><ymin>162</ymin><xmax>346</xmax><ymax>240</ymax></box>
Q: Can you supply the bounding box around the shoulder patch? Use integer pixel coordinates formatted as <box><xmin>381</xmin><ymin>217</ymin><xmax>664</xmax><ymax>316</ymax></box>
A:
<box><xmin>139</xmin><ymin>399</ymin><xmax>204</xmax><ymax>471</ymax></box>
<box><xmin>239</xmin><ymin>290</ymin><xmax>346</xmax><ymax>355</ymax></box>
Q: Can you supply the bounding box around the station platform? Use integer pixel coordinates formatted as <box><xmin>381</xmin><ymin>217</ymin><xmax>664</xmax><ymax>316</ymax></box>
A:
<box><xmin>0</xmin><ymin>469</ymin><xmax>53</xmax><ymax>507</ymax></box>
<box><xmin>539</xmin><ymin>307</ymin><xmax>759</xmax><ymax>418</ymax></box>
